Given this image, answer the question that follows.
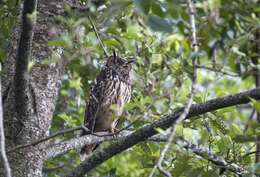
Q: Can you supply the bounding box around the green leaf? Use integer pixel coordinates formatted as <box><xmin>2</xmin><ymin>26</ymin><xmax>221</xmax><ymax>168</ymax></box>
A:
<box><xmin>148</xmin><ymin>15</ymin><xmax>173</xmax><ymax>33</ymax></box>
<box><xmin>216</xmin><ymin>135</ymin><xmax>232</xmax><ymax>151</ymax></box>
<box><xmin>209</xmin><ymin>118</ymin><xmax>228</xmax><ymax>135</ymax></box>
<box><xmin>122</xmin><ymin>25</ymin><xmax>142</xmax><ymax>40</ymax></box>
<box><xmin>58</xmin><ymin>113</ymin><xmax>77</xmax><ymax>127</ymax></box>
<box><xmin>249</xmin><ymin>98</ymin><xmax>260</xmax><ymax>111</ymax></box>
<box><xmin>231</xmin><ymin>46</ymin><xmax>246</xmax><ymax>57</ymax></box>
<box><xmin>48</xmin><ymin>40</ymin><xmax>67</xmax><ymax>47</ymax></box>
<box><xmin>139</xmin><ymin>142</ymin><xmax>152</xmax><ymax>154</ymax></box>
<box><xmin>104</xmin><ymin>39</ymin><xmax>122</xmax><ymax>49</ymax></box>
<box><xmin>154</xmin><ymin>128</ymin><xmax>166</xmax><ymax>134</ymax></box>
<box><xmin>151</xmin><ymin>53</ymin><xmax>163</xmax><ymax>64</ymax></box>
<box><xmin>151</xmin><ymin>2</ymin><xmax>165</xmax><ymax>17</ymax></box>
<box><xmin>229</xmin><ymin>124</ymin><xmax>241</xmax><ymax>138</ymax></box>
<box><xmin>134</xmin><ymin>0</ymin><xmax>151</xmax><ymax>14</ymax></box>
<box><xmin>68</xmin><ymin>78</ymin><xmax>82</xmax><ymax>89</ymax></box>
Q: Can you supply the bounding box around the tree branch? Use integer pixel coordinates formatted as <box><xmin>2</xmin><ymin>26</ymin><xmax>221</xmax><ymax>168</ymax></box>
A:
<box><xmin>43</xmin><ymin>130</ymin><xmax>251</xmax><ymax>175</ymax></box>
<box><xmin>195</xmin><ymin>65</ymin><xmax>239</xmax><ymax>77</ymax></box>
<box><xmin>14</xmin><ymin>0</ymin><xmax>38</xmax><ymax>120</ymax></box>
<box><xmin>44</xmin><ymin>129</ymin><xmax>172</xmax><ymax>160</ymax></box>
<box><xmin>8</xmin><ymin>117</ymin><xmax>140</xmax><ymax>154</ymax></box>
<box><xmin>65</xmin><ymin>88</ymin><xmax>260</xmax><ymax>177</ymax></box>
<box><xmin>88</xmin><ymin>15</ymin><xmax>109</xmax><ymax>57</ymax></box>
<box><xmin>0</xmin><ymin>64</ymin><xmax>11</xmax><ymax>177</ymax></box>
<box><xmin>176</xmin><ymin>137</ymin><xmax>250</xmax><ymax>175</ymax></box>
<box><xmin>151</xmin><ymin>135</ymin><xmax>252</xmax><ymax>175</ymax></box>
<box><xmin>43</xmin><ymin>131</ymin><xmax>131</xmax><ymax>159</ymax></box>
<box><xmin>7</xmin><ymin>125</ymin><xmax>86</xmax><ymax>154</ymax></box>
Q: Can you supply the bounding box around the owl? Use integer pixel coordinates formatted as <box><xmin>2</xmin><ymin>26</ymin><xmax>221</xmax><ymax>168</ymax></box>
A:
<box><xmin>80</xmin><ymin>51</ymin><xmax>133</xmax><ymax>156</ymax></box>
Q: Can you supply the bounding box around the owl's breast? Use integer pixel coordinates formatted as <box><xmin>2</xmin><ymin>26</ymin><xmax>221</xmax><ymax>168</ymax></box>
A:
<box><xmin>116</xmin><ymin>81</ymin><xmax>131</xmax><ymax>115</ymax></box>
<box><xmin>88</xmin><ymin>72</ymin><xmax>131</xmax><ymax>132</ymax></box>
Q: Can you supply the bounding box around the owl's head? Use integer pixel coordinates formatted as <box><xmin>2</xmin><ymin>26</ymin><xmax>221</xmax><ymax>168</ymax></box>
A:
<box><xmin>105</xmin><ymin>50</ymin><xmax>134</xmax><ymax>77</ymax></box>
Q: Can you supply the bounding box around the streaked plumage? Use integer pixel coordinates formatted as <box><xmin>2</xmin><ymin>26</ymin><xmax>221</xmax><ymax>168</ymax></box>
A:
<box><xmin>80</xmin><ymin>52</ymin><xmax>133</xmax><ymax>156</ymax></box>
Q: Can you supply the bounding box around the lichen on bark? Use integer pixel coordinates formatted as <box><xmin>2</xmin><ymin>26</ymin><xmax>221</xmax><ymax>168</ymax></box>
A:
<box><xmin>1</xmin><ymin>0</ymin><xmax>72</xmax><ymax>176</ymax></box>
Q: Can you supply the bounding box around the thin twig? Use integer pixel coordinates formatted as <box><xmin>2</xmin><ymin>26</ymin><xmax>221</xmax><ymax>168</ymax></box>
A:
<box><xmin>67</xmin><ymin>2</ymin><xmax>109</xmax><ymax>57</ymax></box>
<box><xmin>90</xmin><ymin>116</ymin><xmax>141</xmax><ymax>137</ymax></box>
<box><xmin>0</xmin><ymin>64</ymin><xmax>12</xmax><ymax>177</ymax></box>
<box><xmin>148</xmin><ymin>0</ymin><xmax>198</xmax><ymax>176</ymax></box>
<box><xmin>244</xmin><ymin>109</ymin><xmax>255</xmax><ymax>132</ymax></box>
<box><xmin>242</xmin><ymin>150</ymin><xmax>260</xmax><ymax>158</ymax></box>
<box><xmin>7</xmin><ymin>125</ymin><xmax>88</xmax><ymax>153</ymax></box>
<box><xmin>88</xmin><ymin>15</ymin><xmax>109</xmax><ymax>57</ymax></box>
<box><xmin>149</xmin><ymin>79</ymin><xmax>195</xmax><ymax>177</ymax></box>
<box><xmin>195</xmin><ymin>65</ymin><xmax>239</xmax><ymax>77</ymax></box>
<box><xmin>69</xmin><ymin>3</ymin><xmax>137</xmax><ymax>63</ymax></box>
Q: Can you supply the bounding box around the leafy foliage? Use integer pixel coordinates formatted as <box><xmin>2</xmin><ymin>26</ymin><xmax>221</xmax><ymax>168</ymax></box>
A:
<box><xmin>2</xmin><ymin>0</ymin><xmax>260</xmax><ymax>176</ymax></box>
<box><xmin>0</xmin><ymin>0</ymin><xmax>18</xmax><ymax>60</ymax></box>
<box><xmin>45</xmin><ymin>0</ymin><xmax>260</xmax><ymax>176</ymax></box>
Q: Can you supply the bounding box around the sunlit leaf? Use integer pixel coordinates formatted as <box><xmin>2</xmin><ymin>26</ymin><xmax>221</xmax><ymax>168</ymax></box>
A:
<box><xmin>249</xmin><ymin>98</ymin><xmax>260</xmax><ymax>111</ymax></box>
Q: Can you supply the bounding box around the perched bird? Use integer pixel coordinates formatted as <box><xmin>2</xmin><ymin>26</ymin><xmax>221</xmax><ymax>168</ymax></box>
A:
<box><xmin>80</xmin><ymin>51</ymin><xmax>134</xmax><ymax>157</ymax></box>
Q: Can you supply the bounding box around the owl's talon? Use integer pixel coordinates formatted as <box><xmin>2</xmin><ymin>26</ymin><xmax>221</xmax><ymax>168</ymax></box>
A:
<box><xmin>110</xmin><ymin>127</ymin><xmax>120</xmax><ymax>138</ymax></box>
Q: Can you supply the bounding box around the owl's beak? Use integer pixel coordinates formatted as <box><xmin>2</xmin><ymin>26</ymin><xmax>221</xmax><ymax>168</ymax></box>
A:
<box><xmin>127</xmin><ymin>59</ymin><xmax>135</xmax><ymax>64</ymax></box>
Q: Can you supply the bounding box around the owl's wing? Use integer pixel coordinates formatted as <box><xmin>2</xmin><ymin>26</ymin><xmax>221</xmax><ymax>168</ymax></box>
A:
<box><xmin>84</xmin><ymin>68</ymin><xmax>119</xmax><ymax>132</ymax></box>
<box><xmin>84</xmin><ymin>81</ymin><xmax>99</xmax><ymax>132</ymax></box>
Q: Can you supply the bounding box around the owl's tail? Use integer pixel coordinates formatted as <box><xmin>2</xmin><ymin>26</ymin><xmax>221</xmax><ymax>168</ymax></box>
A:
<box><xmin>79</xmin><ymin>124</ymin><xmax>100</xmax><ymax>161</ymax></box>
<box><xmin>80</xmin><ymin>144</ymin><xmax>99</xmax><ymax>161</ymax></box>
<box><xmin>80</xmin><ymin>145</ymin><xmax>94</xmax><ymax>161</ymax></box>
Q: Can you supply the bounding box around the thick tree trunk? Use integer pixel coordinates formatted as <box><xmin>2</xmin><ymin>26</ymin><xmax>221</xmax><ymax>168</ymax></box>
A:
<box><xmin>0</xmin><ymin>0</ymin><xmax>71</xmax><ymax>176</ymax></box>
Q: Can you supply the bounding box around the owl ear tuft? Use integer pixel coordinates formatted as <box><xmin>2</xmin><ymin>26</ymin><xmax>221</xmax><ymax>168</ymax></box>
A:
<box><xmin>112</xmin><ymin>49</ymin><xmax>117</xmax><ymax>59</ymax></box>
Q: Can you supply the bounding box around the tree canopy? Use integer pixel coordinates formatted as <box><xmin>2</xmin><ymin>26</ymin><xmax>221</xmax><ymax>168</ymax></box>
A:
<box><xmin>1</xmin><ymin>0</ymin><xmax>260</xmax><ymax>177</ymax></box>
